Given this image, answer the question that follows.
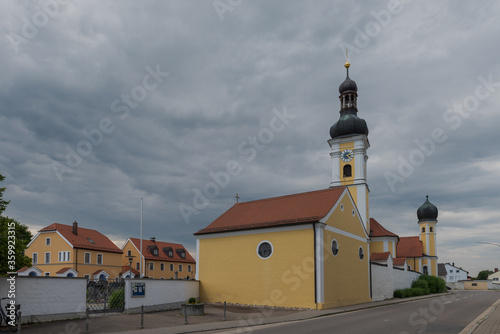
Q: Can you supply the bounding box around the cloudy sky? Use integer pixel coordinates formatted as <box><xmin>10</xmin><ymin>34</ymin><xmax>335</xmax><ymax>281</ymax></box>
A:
<box><xmin>1</xmin><ymin>1</ymin><xmax>499</xmax><ymax>277</ymax></box>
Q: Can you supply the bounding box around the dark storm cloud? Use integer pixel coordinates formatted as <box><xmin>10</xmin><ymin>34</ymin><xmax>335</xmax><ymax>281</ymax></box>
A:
<box><xmin>1</xmin><ymin>0</ymin><xmax>500</xmax><ymax>276</ymax></box>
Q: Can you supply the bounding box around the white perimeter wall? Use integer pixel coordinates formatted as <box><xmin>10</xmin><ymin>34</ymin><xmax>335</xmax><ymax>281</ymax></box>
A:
<box><xmin>124</xmin><ymin>279</ymin><xmax>199</xmax><ymax>313</ymax></box>
<box><xmin>0</xmin><ymin>276</ymin><xmax>86</xmax><ymax>322</ymax></box>
<box><xmin>371</xmin><ymin>264</ymin><xmax>421</xmax><ymax>301</ymax></box>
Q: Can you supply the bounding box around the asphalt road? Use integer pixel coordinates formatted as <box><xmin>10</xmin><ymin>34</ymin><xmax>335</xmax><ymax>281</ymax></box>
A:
<box><xmin>213</xmin><ymin>291</ymin><xmax>500</xmax><ymax>334</ymax></box>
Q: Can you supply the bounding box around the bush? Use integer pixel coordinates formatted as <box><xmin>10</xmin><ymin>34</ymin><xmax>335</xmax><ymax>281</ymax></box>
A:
<box><xmin>188</xmin><ymin>297</ymin><xmax>196</xmax><ymax>304</ymax></box>
<box><xmin>419</xmin><ymin>275</ymin><xmax>447</xmax><ymax>294</ymax></box>
<box><xmin>412</xmin><ymin>278</ymin><xmax>430</xmax><ymax>295</ymax></box>
<box><xmin>109</xmin><ymin>288</ymin><xmax>124</xmax><ymax>309</ymax></box>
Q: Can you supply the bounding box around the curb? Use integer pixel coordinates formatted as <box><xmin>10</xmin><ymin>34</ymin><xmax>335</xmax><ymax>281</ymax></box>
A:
<box><xmin>109</xmin><ymin>292</ymin><xmax>457</xmax><ymax>334</ymax></box>
<box><xmin>459</xmin><ymin>298</ymin><xmax>500</xmax><ymax>334</ymax></box>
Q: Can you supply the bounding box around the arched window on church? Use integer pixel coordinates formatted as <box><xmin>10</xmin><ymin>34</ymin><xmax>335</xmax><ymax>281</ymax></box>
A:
<box><xmin>343</xmin><ymin>164</ymin><xmax>352</xmax><ymax>177</ymax></box>
<box><xmin>423</xmin><ymin>266</ymin><xmax>428</xmax><ymax>275</ymax></box>
<box><xmin>422</xmin><ymin>227</ymin><xmax>425</xmax><ymax>233</ymax></box>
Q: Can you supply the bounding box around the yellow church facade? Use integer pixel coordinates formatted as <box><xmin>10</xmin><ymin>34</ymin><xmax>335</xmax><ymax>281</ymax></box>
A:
<box><xmin>195</xmin><ymin>187</ymin><xmax>371</xmax><ymax>310</ymax></box>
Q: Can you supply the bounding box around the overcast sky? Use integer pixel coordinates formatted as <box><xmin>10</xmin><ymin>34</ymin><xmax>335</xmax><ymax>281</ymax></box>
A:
<box><xmin>1</xmin><ymin>1</ymin><xmax>499</xmax><ymax>277</ymax></box>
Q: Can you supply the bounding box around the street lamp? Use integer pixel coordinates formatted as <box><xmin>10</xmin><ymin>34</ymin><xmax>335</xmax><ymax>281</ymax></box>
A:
<box><xmin>128</xmin><ymin>255</ymin><xmax>135</xmax><ymax>279</ymax></box>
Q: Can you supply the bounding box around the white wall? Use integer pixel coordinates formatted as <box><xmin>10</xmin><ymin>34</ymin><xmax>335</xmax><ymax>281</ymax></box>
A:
<box><xmin>124</xmin><ymin>279</ymin><xmax>199</xmax><ymax>313</ymax></box>
<box><xmin>444</xmin><ymin>264</ymin><xmax>468</xmax><ymax>282</ymax></box>
<box><xmin>371</xmin><ymin>263</ymin><xmax>420</xmax><ymax>301</ymax></box>
<box><xmin>0</xmin><ymin>276</ymin><xmax>86</xmax><ymax>323</ymax></box>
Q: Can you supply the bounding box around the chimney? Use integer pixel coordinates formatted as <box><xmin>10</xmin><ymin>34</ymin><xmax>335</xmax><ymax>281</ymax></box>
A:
<box><xmin>72</xmin><ymin>221</ymin><xmax>78</xmax><ymax>235</ymax></box>
<box><xmin>495</xmin><ymin>268</ymin><xmax>498</xmax><ymax>272</ymax></box>
<box><xmin>452</xmin><ymin>262</ymin><xmax>454</xmax><ymax>266</ymax></box>
<box><xmin>150</xmin><ymin>237</ymin><xmax>156</xmax><ymax>243</ymax></box>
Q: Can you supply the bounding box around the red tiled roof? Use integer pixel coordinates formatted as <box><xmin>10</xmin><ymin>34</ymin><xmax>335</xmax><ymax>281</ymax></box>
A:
<box><xmin>17</xmin><ymin>267</ymin><xmax>30</xmax><ymax>272</ymax></box>
<box><xmin>195</xmin><ymin>187</ymin><xmax>346</xmax><ymax>235</ymax></box>
<box><xmin>370</xmin><ymin>218</ymin><xmax>398</xmax><ymax>238</ymax></box>
<box><xmin>393</xmin><ymin>258</ymin><xmax>407</xmax><ymax>266</ymax></box>
<box><xmin>92</xmin><ymin>269</ymin><xmax>106</xmax><ymax>276</ymax></box>
<box><xmin>129</xmin><ymin>238</ymin><xmax>195</xmax><ymax>263</ymax></box>
<box><xmin>371</xmin><ymin>252</ymin><xmax>391</xmax><ymax>261</ymax></box>
<box><xmin>121</xmin><ymin>265</ymin><xmax>139</xmax><ymax>275</ymax></box>
<box><xmin>397</xmin><ymin>236</ymin><xmax>423</xmax><ymax>258</ymax></box>
<box><xmin>56</xmin><ymin>267</ymin><xmax>74</xmax><ymax>274</ymax></box>
<box><xmin>40</xmin><ymin>223</ymin><xmax>122</xmax><ymax>253</ymax></box>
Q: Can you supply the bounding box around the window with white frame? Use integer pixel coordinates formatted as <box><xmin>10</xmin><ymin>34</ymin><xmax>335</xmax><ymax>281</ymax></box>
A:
<box><xmin>46</xmin><ymin>237</ymin><xmax>51</xmax><ymax>246</ymax></box>
<box><xmin>84</xmin><ymin>274</ymin><xmax>90</xmax><ymax>280</ymax></box>
<box><xmin>169</xmin><ymin>264</ymin><xmax>174</xmax><ymax>271</ymax></box>
<box><xmin>58</xmin><ymin>251</ymin><xmax>71</xmax><ymax>262</ymax></box>
<box><xmin>97</xmin><ymin>254</ymin><xmax>103</xmax><ymax>265</ymax></box>
<box><xmin>127</xmin><ymin>250</ymin><xmax>131</xmax><ymax>256</ymax></box>
<box><xmin>149</xmin><ymin>262</ymin><xmax>154</xmax><ymax>271</ymax></box>
<box><xmin>44</xmin><ymin>272</ymin><xmax>50</xmax><ymax>276</ymax></box>
<box><xmin>32</xmin><ymin>253</ymin><xmax>38</xmax><ymax>264</ymax></box>
<box><xmin>188</xmin><ymin>265</ymin><xmax>192</xmax><ymax>272</ymax></box>
<box><xmin>84</xmin><ymin>252</ymin><xmax>91</xmax><ymax>264</ymax></box>
<box><xmin>136</xmin><ymin>262</ymin><xmax>140</xmax><ymax>270</ymax></box>
<box><xmin>45</xmin><ymin>252</ymin><xmax>51</xmax><ymax>264</ymax></box>
<box><xmin>161</xmin><ymin>263</ymin><xmax>165</xmax><ymax>271</ymax></box>
<box><xmin>179</xmin><ymin>264</ymin><xmax>183</xmax><ymax>272</ymax></box>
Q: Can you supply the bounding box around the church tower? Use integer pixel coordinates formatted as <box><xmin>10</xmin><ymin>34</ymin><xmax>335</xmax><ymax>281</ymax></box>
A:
<box><xmin>417</xmin><ymin>195</ymin><xmax>438</xmax><ymax>275</ymax></box>
<box><xmin>328</xmin><ymin>60</ymin><xmax>370</xmax><ymax>229</ymax></box>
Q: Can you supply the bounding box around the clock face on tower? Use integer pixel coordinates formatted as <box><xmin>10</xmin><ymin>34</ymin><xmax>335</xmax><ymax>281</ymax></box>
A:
<box><xmin>341</xmin><ymin>149</ymin><xmax>353</xmax><ymax>162</ymax></box>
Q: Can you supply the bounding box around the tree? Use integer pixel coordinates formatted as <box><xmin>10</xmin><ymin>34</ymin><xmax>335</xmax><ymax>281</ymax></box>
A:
<box><xmin>0</xmin><ymin>174</ymin><xmax>10</xmax><ymax>215</ymax></box>
<box><xmin>0</xmin><ymin>174</ymin><xmax>32</xmax><ymax>275</ymax></box>
<box><xmin>477</xmin><ymin>270</ymin><xmax>493</xmax><ymax>280</ymax></box>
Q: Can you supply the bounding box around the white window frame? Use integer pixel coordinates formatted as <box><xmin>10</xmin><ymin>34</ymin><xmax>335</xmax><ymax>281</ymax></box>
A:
<box><xmin>46</xmin><ymin>237</ymin><xmax>51</xmax><ymax>246</ymax></box>
<box><xmin>188</xmin><ymin>265</ymin><xmax>192</xmax><ymax>272</ymax></box>
<box><xmin>127</xmin><ymin>250</ymin><xmax>132</xmax><ymax>256</ymax></box>
<box><xmin>160</xmin><ymin>263</ymin><xmax>165</xmax><ymax>271</ymax></box>
<box><xmin>179</xmin><ymin>264</ymin><xmax>183</xmax><ymax>272</ymax></box>
<box><xmin>45</xmin><ymin>252</ymin><xmax>51</xmax><ymax>264</ymax></box>
<box><xmin>149</xmin><ymin>262</ymin><xmax>154</xmax><ymax>271</ymax></box>
<box><xmin>97</xmin><ymin>253</ymin><xmax>103</xmax><ymax>265</ymax></box>
<box><xmin>169</xmin><ymin>264</ymin><xmax>174</xmax><ymax>271</ymax></box>
<box><xmin>84</xmin><ymin>252</ymin><xmax>91</xmax><ymax>264</ymax></box>
<box><xmin>32</xmin><ymin>252</ymin><xmax>38</xmax><ymax>264</ymax></box>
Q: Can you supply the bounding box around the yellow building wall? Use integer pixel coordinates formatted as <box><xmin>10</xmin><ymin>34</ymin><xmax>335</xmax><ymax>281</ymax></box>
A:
<box><xmin>464</xmin><ymin>281</ymin><xmax>488</xmax><ymax>290</ymax></box>
<box><xmin>27</xmin><ymin>231</ymin><xmax>122</xmax><ymax>278</ymax></box>
<box><xmin>320</xmin><ymin>194</ymin><xmax>371</xmax><ymax>309</ymax></box>
<box><xmin>122</xmin><ymin>241</ymin><xmax>195</xmax><ymax>279</ymax></box>
<box><xmin>198</xmin><ymin>228</ymin><xmax>316</xmax><ymax>309</ymax></box>
<box><xmin>370</xmin><ymin>240</ymin><xmax>385</xmax><ymax>254</ymax></box>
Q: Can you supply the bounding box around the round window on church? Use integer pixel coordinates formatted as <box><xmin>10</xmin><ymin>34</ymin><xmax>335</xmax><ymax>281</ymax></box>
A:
<box><xmin>257</xmin><ymin>241</ymin><xmax>273</xmax><ymax>259</ymax></box>
<box><xmin>359</xmin><ymin>246</ymin><xmax>364</xmax><ymax>260</ymax></box>
<box><xmin>331</xmin><ymin>239</ymin><xmax>339</xmax><ymax>256</ymax></box>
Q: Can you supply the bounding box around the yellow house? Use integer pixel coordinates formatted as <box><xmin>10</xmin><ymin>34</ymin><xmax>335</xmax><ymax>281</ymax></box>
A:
<box><xmin>195</xmin><ymin>186</ymin><xmax>371</xmax><ymax>310</ymax></box>
<box><xmin>25</xmin><ymin>222</ymin><xmax>123</xmax><ymax>279</ymax></box>
<box><xmin>121</xmin><ymin>238</ymin><xmax>196</xmax><ymax>279</ymax></box>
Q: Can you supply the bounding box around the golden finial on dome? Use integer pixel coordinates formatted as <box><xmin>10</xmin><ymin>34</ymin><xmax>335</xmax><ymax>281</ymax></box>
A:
<box><xmin>344</xmin><ymin>48</ymin><xmax>350</xmax><ymax>68</ymax></box>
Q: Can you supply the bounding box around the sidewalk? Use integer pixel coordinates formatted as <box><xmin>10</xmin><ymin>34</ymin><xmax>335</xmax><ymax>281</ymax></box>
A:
<box><xmin>460</xmin><ymin>298</ymin><xmax>500</xmax><ymax>334</ymax></box>
<box><xmin>19</xmin><ymin>293</ymin><xmax>454</xmax><ymax>334</ymax></box>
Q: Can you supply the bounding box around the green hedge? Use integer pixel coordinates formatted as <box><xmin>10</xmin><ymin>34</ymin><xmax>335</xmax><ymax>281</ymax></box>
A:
<box><xmin>394</xmin><ymin>275</ymin><xmax>447</xmax><ymax>298</ymax></box>
<box><xmin>109</xmin><ymin>288</ymin><xmax>125</xmax><ymax>309</ymax></box>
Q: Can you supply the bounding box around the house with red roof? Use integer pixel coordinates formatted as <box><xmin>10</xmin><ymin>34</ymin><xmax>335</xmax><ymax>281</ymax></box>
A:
<box><xmin>121</xmin><ymin>238</ymin><xmax>195</xmax><ymax>279</ymax></box>
<box><xmin>25</xmin><ymin>222</ymin><xmax>123</xmax><ymax>279</ymax></box>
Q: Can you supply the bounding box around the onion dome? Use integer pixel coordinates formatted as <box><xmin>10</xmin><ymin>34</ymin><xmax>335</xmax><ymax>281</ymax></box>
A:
<box><xmin>417</xmin><ymin>195</ymin><xmax>438</xmax><ymax>221</ymax></box>
<box><xmin>330</xmin><ymin>60</ymin><xmax>369</xmax><ymax>139</ymax></box>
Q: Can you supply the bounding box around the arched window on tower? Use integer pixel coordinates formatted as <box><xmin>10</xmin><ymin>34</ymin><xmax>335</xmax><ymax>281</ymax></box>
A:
<box><xmin>343</xmin><ymin>164</ymin><xmax>352</xmax><ymax>177</ymax></box>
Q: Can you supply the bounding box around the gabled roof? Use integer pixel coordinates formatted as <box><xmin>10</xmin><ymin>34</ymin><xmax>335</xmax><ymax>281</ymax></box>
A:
<box><xmin>56</xmin><ymin>267</ymin><xmax>74</xmax><ymax>274</ymax></box>
<box><xmin>39</xmin><ymin>223</ymin><xmax>122</xmax><ymax>253</ymax></box>
<box><xmin>17</xmin><ymin>266</ymin><xmax>32</xmax><ymax>272</ymax></box>
<box><xmin>195</xmin><ymin>187</ymin><xmax>346</xmax><ymax>235</ymax></box>
<box><xmin>393</xmin><ymin>258</ymin><xmax>407</xmax><ymax>267</ymax></box>
<box><xmin>397</xmin><ymin>236</ymin><xmax>423</xmax><ymax>258</ymax></box>
<box><xmin>129</xmin><ymin>238</ymin><xmax>195</xmax><ymax>263</ymax></box>
<box><xmin>371</xmin><ymin>252</ymin><xmax>391</xmax><ymax>261</ymax></box>
<box><xmin>92</xmin><ymin>269</ymin><xmax>108</xmax><ymax>276</ymax></box>
<box><xmin>121</xmin><ymin>265</ymin><xmax>139</xmax><ymax>275</ymax></box>
<box><xmin>370</xmin><ymin>218</ymin><xmax>398</xmax><ymax>238</ymax></box>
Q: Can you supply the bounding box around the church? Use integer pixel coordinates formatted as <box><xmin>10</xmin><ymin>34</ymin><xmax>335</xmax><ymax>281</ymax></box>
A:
<box><xmin>194</xmin><ymin>60</ymin><xmax>439</xmax><ymax>309</ymax></box>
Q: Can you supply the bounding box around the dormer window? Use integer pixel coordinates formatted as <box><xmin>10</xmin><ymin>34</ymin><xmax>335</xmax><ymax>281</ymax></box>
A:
<box><xmin>176</xmin><ymin>248</ymin><xmax>186</xmax><ymax>259</ymax></box>
<box><xmin>163</xmin><ymin>247</ymin><xmax>174</xmax><ymax>257</ymax></box>
<box><xmin>148</xmin><ymin>245</ymin><xmax>159</xmax><ymax>256</ymax></box>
